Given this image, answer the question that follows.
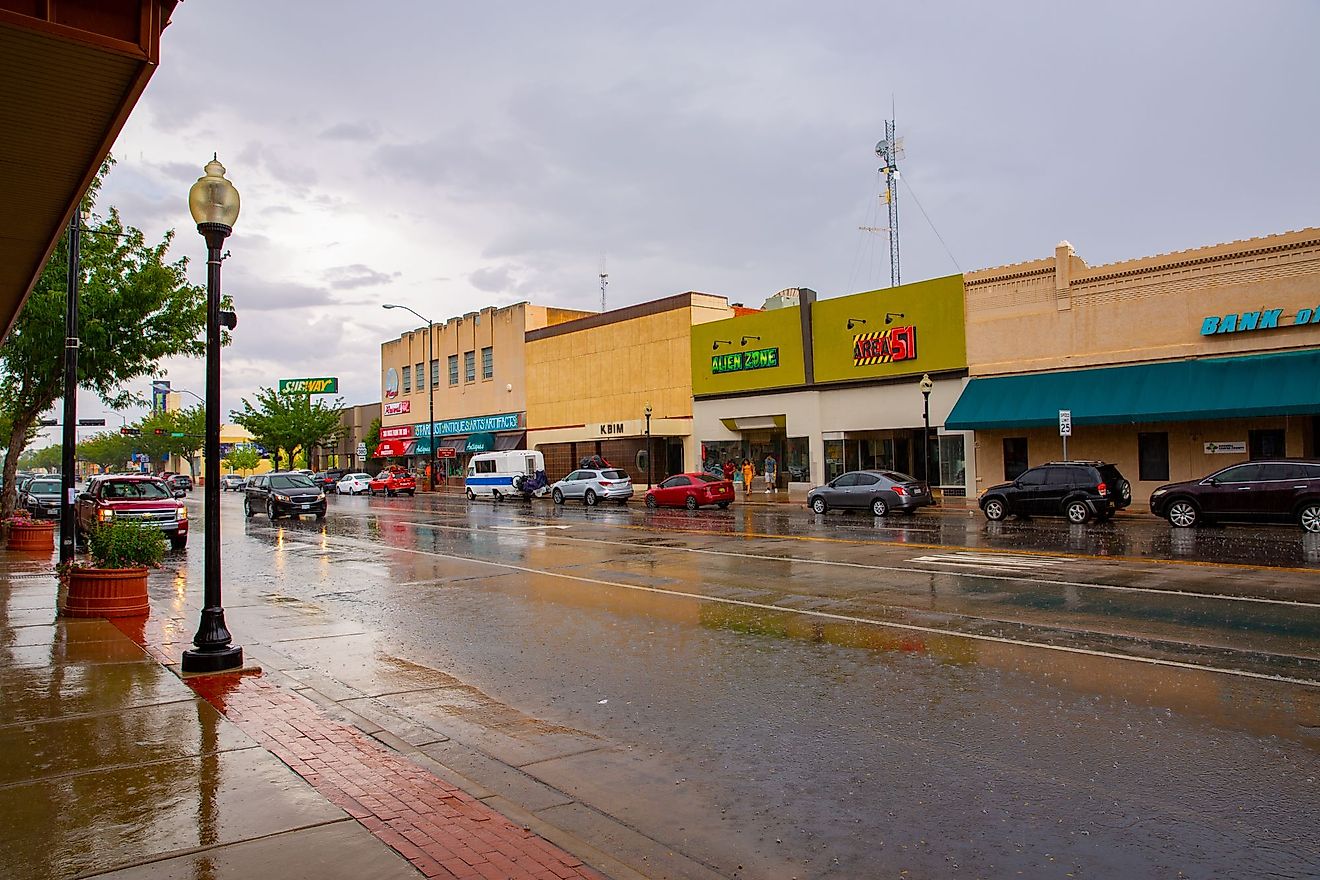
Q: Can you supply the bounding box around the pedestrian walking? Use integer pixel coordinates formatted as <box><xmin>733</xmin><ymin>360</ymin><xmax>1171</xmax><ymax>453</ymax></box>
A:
<box><xmin>763</xmin><ymin>453</ymin><xmax>777</xmax><ymax>493</ymax></box>
<box><xmin>722</xmin><ymin>459</ymin><xmax>735</xmax><ymax>482</ymax></box>
<box><xmin>741</xmin><ymin>459</ymin><xmax>754</xmax><ymax>496</ymax></box>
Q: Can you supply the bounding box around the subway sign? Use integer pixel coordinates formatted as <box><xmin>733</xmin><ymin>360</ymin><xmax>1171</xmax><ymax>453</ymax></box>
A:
<box><xmin>853</xmin><ymin>326</ymin><xmax>917</xmax><ymax>366</ymax></box>
<box><xmin>279</xmin><ymin>377</ymin><xmax>339</xmax><ymax>394</ymax></box>
<box><xmin>712</xmin><ymin>347</ymin><xmax>779</xmax><ymax>374</ymax></box>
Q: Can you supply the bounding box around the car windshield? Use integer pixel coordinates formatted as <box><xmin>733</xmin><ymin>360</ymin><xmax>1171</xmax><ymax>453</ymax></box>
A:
<box><xmin>269</xmin><ymin>474</ymin><xmax>315</xmax><ymax>489</ymax></box>
<box><xmin>101</xmin><ymin>481</ymin><xmax>171</xmax><ymax>500</ymax></box>
<box><xmin>29</xmin><ymin>481</ymin><xmax>60</xmax><ymax>495</ymax></box>
<box><xmin>601</xmin><ymin>470</ymin><xmax>629</xmax><ymax>480</ymax></box>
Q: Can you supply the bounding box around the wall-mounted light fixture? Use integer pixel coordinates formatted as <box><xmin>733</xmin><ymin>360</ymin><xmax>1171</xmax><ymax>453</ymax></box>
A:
<box><xmin>846</xmin><ymin>317</ymin><xmax>866</xmax><ymax>330</ymax></box>
<box><xmin>885</xmin><ymin>312</ymin><xmax>905</xmax><ymax>325</ymax></box>
<box><xmin>712</xmin><ymin>339</ymin><xmax>733</xmax><ymax>350</ymax></box>
<box><xmin>739</xmin><ymin>335</ymin><xmax>761</xmax><ymax>346</ymax></box>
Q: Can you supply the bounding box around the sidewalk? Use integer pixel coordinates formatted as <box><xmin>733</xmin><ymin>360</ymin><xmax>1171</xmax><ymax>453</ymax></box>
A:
<box><xmin>0</xmin><ymin>545</ymin><xmax>607</xmax><ymax>880</ymax></box>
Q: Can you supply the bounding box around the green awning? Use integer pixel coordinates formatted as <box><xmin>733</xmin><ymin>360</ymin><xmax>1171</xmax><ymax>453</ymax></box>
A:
<box><xmin>945</xmin><ymin>350</ymin><xmax>1320</xmax><ymax>430</ymax></box>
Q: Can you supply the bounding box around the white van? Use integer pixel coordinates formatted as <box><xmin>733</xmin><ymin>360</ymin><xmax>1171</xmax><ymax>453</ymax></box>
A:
<box><xmin>465</xmin><ymin>450</ymin><xmax>549</xmax><ymax>501</ymax></box>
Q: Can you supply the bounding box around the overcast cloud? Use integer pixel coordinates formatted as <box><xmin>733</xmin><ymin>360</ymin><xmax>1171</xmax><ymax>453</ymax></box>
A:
<box><xmin>68</xmin><ymin>0</ymin><xmax>1317</xmax><ymax>435</ymax></box>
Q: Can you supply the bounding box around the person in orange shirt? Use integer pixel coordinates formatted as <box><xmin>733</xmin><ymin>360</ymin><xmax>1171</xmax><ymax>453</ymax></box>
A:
<box><xmin>741</xmin><ymin>459</ymin><xmax>755</xmax><ymax>496</ymax></box>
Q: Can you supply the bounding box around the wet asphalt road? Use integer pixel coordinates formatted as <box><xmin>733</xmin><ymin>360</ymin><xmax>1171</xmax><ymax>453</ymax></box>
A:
<box><xmin>162</xmin><ymin>491</ymin><xmax>1320</xmax><ymax>879</ymax></box>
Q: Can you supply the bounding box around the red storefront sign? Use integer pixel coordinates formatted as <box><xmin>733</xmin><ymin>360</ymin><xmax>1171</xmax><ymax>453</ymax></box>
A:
<box><xmin>384</xmin><ymin>400</ymin><xmax>411</xmax><ymax>416</ymax></box>
<box><xmin>380</xmin><ymin>425</ymin><xmax>414</xmax><ymax>440</ymax></box>
<box><xmin>373</xmin><ymin>439</ymin><xmax>409</xmax><ymax>457</ymax></box>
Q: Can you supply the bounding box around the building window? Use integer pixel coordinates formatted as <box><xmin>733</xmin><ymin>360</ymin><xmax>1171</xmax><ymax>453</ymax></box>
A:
<box><xmin>430</xmin><ymin>359</ymin><xmax>440</xmax><ymax>387</ymax></box>
<box><xmin>401</xmin><ymin>365</ymin><xmax>411</xmax><ymax>393</ymax></box>
<box><xmin>1249</xmin><ymin>428</ymin><xmax>1286</xmax><ymax>459</ymax></box>
<box><xmin>481</xmin><ymin>346</ymin><xmax>493</xmax><ymax>380</ymax></box>
<box><xmin>786</xmin><ymin>436</ymin><xmax>811</xmax><ymax>484</ymax></box>
<box><xmin>464</xmin><ymin>350</ymin><xmax>475</xmax><ymax>383</ymax></box>
<box><xmin>1003</xmin><ymin>437</ymin><xmax>1028</xmax><ymax>480</ymax></box>
<box><xmin>448</xmin><ymin>354</ymin><xmax>458</xmax><ymax>386</ymax></box>
<box><xmin>414</xmin><ymin>362</ymin><xmax>424</xmax><ymax>390</ymax></box>
<box><xmin>1138</xmin><ymin>432</ymin><xmax>1169</xmax><ymax>482</ymax></box>
<box><xmin>938</xmin><ymin>435</ymin><xmax>966</xmax><ymax>489</ymax></box>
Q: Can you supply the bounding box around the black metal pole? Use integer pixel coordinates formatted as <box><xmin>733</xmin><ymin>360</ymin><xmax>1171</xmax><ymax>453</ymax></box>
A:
<box><xmin>922</xmin><ymin>390</ymin><xmax>931</xmax><ymax>484</ymax></box>
<box><xmin>59</xmin><ymin>213</ymin><xmax>80</xmax><ymax>565</ymax></box>
<box><xmin>645</xmin><ymin>413</ymin><xmax>652</xmax><ymax>489</ymax></box>
<box><xmin>428</xmin><ymin>320</ymin><xmax>436</xmax><ymax>491</ymax></box>
<box><xmin>182</xmin><ymin>222</ymin><xmax>241</xmax><ymax>674</ymax></box>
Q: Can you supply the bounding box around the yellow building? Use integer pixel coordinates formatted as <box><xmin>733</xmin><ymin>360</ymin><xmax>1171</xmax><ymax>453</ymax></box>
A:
<box><xmin>526</xmin><ymin>293</ymin><xmax>735</xmax><ymax>482</ymax></box>
<box><xmin>379</xmin><ymin>302</ymin><xmax>591</xmax><ymax>475</ymax></box>
<box><xmin>948</xmin><ymin>229</ymin><xmax>1320</xmax><ymax>502</ymax></box>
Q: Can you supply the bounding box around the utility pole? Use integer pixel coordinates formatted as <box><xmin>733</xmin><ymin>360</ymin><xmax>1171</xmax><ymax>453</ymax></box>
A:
<box><xmin>875</xmin><ymin>118</ymin><xmax>904</xmax><ymax>288</ymax></box>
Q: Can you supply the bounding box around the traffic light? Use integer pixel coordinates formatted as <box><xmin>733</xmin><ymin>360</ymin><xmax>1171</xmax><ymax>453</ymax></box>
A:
<box><xmin>77</xmin><ymin>418</ymin><xmax>106</xmax><ymax>426</ymax></box>
<box><xmin>153</xmin><ymin>428</ymin><xmax>167</xmax><ymax>436</ymax></box>
<box><xmin>38</xmin><ymin>419</ymin><xmax>57</xmax><ymax>427</ymax></box>
<box><xmin>121</xmin><ymin>427</ymin><xmax>141</xmax><ymax>436</ymax></box>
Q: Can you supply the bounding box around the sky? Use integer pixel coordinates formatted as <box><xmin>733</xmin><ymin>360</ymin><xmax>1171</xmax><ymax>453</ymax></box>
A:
<box><xmin>48</xmin><ymin>0</ymin><xmax>1320</xmax><ymax>441</ymax></box>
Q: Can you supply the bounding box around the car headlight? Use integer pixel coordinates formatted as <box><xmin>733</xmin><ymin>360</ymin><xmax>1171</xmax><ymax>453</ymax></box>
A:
<box><xmin>98</xmin><ymin>508</ymin><xmax>114</xmax><ymax>521</ymax></box>
<box><xmin>316</xmin><ymin>492</ymin><xmax>325</xmax><ymax>501</ymax></box>
<box><xmin>1151</xmin><ymin>489</ymin><xmax>1167</xmax><ymax>497</ymax></box>
<box><xmin>274</xmin><ymin>493</ymin><xmax>291</xmax><ymax>502</ymax></box>
<box><xmin>177</xmin><ymin>506</ymin><xmax>187</xmax><ymax>520</ymax></box>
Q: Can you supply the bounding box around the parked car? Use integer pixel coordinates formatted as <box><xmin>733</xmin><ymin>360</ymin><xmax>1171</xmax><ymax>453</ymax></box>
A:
<box><xmin>244</xmin><ymin>472</ymin><xmax>327</xmax><ymax>520</ymax></box>
<box><xmin>551</xmin><ymin>468</ymin><xmax>633</xmax><ymax>506</ymax></box>
<box><xmin>166</xmin><ymin>473</ymin><xmax>193</xmax><ymax>493</ymax></box>
<box><xmin>75</xmin><ymin>475</ymin><xmax>188</xmax><ymax>550</ymax></box>
<box><xmin>369</xmin><ymin>467</ymin><xmax>416</xmax><ymax>497</ymax></box>
<box><xmin>220</xmin><ymin>473</ymin><xmax>246</xmax><ymax>491</ymax></box>
<box><xmin>807</xmin><ymin>470</ymin><xmax>933</xmax><ymax>517</ymax></box>
<box><xmin>979</xmin><ymin>461</ymin><xmax>1131</xmax><ymax>524</ymax></box>
<box><xmin>311</xmin><ymin>472</ymin><xmax>338</xmax><ymax>493</ymax></box>
<box><xmin>336</xmin><ymin>472</ymin><xmax>373</xmax><ymax>495</ymax></box>
<box><xmin>644</xmin><ymin>473</ymin><xmax>736</xmax><ymax>510</ymax></box>
<box><xmin>1150</xmin><ymin>459</ymin><xmax>1320</xmax><ymax>532</ymax></box>
<box><xmin>22</xmin><ymin>476</ymin><xmax>63</xmax><ymax>519</ymax></box>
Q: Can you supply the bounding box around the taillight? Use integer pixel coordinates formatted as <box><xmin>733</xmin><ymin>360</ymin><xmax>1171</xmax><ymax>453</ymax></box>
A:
<box><xmin>1097</xmin><ymin>482</ymin><xmax>1108</xmax><ymax>496</ymax></box>
<box><xmin>599</xmin><ymin>480</ymin><xmax>614</xmax><ymax>486</ymax></box>
<box><xmin>892</xmin><ymin>486</ymin><xmax>907</xmax><ymax>496</ymax></box>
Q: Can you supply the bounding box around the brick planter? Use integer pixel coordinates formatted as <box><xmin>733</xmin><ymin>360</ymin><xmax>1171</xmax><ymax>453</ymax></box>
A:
<box><xmin>7</xmin><ymin>520</ymin><xmax>55</xmax><ymax>551</ymax></box>
<box><xmin>61</xmin><ymin>566</ymin><xmax>149</xmax><ymax>618</ymax></box>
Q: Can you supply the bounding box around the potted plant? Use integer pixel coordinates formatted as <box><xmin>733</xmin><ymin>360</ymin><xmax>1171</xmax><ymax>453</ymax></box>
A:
<box><xmin>5</xmin><ymin>507</ymin><xmax>55</xmax><ymax>552</ymax></box>
<box><xmin>59</xmin><ymin>518</ymin><xmax>166</xmax><ymax>618</ymax></box>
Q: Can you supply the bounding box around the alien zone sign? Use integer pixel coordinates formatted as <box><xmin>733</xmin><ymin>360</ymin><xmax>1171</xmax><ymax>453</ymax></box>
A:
<box><xmin>852</xmin><ymin>326</ymin><xmax>917</xmax><ymax>366</ymax></box>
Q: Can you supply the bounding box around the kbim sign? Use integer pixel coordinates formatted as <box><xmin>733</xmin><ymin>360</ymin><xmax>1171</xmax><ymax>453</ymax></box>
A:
<box><xmin>279</xmin><ymin>377</ymin><xmax>338</xmax><ymax>394</ymax></box>
<box><xmin>712</xmin><ymin>347</ymin><xmax>779</xmax><ymax>374</ymax></box>
<box><xmin>1201</xmin><ymin>307</ymin><xmax>1320</xmax><ymax>335</ymax></box>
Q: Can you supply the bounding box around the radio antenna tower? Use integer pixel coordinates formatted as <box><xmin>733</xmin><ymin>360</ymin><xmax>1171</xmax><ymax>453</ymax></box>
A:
<box><xmin>598</xmin><ymin>255</ymin><xmax>608</xmax><ymax>312</ymax></box>
<box><xmin>875</xmin><ymin>119</ymin><xmax>904</xmax><ymax>287</ymax></box>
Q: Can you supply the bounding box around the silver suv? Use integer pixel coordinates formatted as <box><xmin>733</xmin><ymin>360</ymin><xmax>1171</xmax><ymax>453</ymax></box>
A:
<box><xmin>550</xmin><ymin>468</ymin><xmax>633</xmax><ymax>506</ymax></box>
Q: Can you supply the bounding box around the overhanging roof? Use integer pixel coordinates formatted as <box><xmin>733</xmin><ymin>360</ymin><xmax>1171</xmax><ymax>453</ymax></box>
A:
<box><xmin>945</xmin><ymin>350</ymin><xmax>1320</xmax><ymax>430</ymax></box>
<box><xmin>0</xmin><ymin>1</ymin><xmax>178</xmax><ymax>342</ymax></box>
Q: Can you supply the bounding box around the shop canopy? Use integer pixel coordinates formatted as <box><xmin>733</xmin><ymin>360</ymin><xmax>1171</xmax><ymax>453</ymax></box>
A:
<box><xmin>945</xmin><ymin>350</ymin><xmax>1320</xmax><ymax>431</ymax></box>
<box><xmin>373</xmin><ymin>439</ymin><xmax>413</xmax><ymax>457</ymax></box>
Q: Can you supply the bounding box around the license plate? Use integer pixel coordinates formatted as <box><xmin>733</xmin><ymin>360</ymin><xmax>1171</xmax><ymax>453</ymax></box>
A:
<box><xmin>913</xmin><ymin>488</ymin><xmax>923</xmax><ymax>495</ymax></box>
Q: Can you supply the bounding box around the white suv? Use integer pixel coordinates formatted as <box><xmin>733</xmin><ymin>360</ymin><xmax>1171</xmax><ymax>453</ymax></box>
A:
<box><xmin>550</xmin><ymin>468</ymin><xmax>633</xmax><ymax>506</ymax></box>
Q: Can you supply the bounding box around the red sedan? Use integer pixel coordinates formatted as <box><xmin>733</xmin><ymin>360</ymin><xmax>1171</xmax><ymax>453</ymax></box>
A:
<box><xmin>644</xmin><ymin>473</ymin><xmax>735</xmax><ymax>510</ymax></box>
<box><xmin>368</xmin><ymin>467</ymin><xmax>416</xmax><ymax>497</ymax></box>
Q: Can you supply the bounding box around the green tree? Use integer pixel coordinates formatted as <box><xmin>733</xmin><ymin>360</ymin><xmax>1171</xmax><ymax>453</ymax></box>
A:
<box><xmin>230</xmin><ymin>387</ymin><xmax>345</xmax><ymax>472</ymax></box>
<box><xmin>78</xmin><ymin>430</ymin><xmax>135</xmax><ymax>472</ymax></box>
<box><xmin>19</xmin><ymin>444</ymin><xmax>63</xmax><ymax>471</ymax></box>
<box><xmin>363</xmin><ymin>417</ymin><xmax>381</xmax><ymax>471</ymax></box>
<box><xmin>137</xmin><ymin>405</ymin><xmax>204</xmax><ymax>475</ymax></box>
<box><xmin>0</xmin><ymin>158</ymin><xmax>215</xmax><ymax>516</ymax></box>
<box><xmin>221</xmin><ymin>444</ymin><xmax>260</xmax><ymax>475</ymax></box>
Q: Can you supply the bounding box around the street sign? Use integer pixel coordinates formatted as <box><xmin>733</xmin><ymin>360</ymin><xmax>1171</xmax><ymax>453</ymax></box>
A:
<box><xmin>1058</xmin><ymin>410</ymin><xmax>1072</xmax><ymax>437</ymax></box>
<box><xmin>437</xmin><ymin>447</ymin><xmax>456</xmax><ymax>459</ymax></box>
<box><xmin>278</xmin><ymin>377</ymin><xmax>338</xmax><ymax>394</ymax></box>
<box><xmin>356</xmin><ymin>442</ymin><xmax>368</xmax><ymax>458</ymax></box>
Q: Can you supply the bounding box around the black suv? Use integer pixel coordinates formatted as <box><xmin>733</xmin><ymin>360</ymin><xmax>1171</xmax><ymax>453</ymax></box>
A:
<box><xmin>244</xmin><ymin>471</ymin><xmax>327</xmax><ymax>520</ymax></box>
<box><xmin>979</xmin><ymin>461</ymin><xmax>1131</xmax><ymax>524</ymax></box>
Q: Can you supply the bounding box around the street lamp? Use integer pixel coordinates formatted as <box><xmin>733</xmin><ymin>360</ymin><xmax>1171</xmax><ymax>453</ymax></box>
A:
<box><xmin>919</xmin><ymin>373</ymin><xmax>934</xmax><ymax>485</ymax></box>
<box><xmin>152</xmin><ymin>382</ymin><xmax>205</xmax><ymax>406</ymax></box>
<box><xmin>382</xmin><ymin>304</ymin><xmax>436</xmax><ymax>491</ymax></box>
<box><xmin>644</xmin><ymin>404</ymin><xmax>653</xmax><ymax>489</ymax></box>
<box><xmin>181</xmin><ymin>156</ymin><xmax>242</xmax><ymax>675</ymax></box>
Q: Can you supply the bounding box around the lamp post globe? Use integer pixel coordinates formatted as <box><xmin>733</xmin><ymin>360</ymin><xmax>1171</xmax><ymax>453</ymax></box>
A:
<box><xmin>182</xmin><ymin>156</ymin><xmax>242</xmax><ymax>674</ymax></box>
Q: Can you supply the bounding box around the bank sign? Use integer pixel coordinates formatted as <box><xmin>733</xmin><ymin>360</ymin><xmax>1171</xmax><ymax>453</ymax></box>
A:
<box><xmin>1201</xmin><ymin>306</ymin><xmax>1320</xmax><ymax>335</ymax></box>
<box><xmin>279</xmin><ymin>377</ymin><xmax>338</xmax><ymax>394</ymax></box>
<box><xmin>712</xmin><ymin>347</ymin><xmax>779</xmax><ymax>374</ymax></box>
<box><xmin>415</xmin><ymin>412</ymin><xmax>521</xmax><ymax>438</ymax></box>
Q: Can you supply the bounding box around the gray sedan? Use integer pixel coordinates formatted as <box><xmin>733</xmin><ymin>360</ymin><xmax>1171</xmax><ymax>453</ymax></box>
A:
<box><xmin>550</xmin><ymin>468</ymin><xmax>633</xmax><ymax>506</ymax></box>
<box><xmin>806</xmin><ymin>469</ymin><xmax>933</xmax><ymax>517</ymax></box>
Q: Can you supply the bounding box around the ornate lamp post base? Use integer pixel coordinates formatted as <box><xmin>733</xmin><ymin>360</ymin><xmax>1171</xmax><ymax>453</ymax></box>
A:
<box><xmin>182</xmin><ymin>644</ymin><xmax>244</xmax><ymax>674</ymax></box>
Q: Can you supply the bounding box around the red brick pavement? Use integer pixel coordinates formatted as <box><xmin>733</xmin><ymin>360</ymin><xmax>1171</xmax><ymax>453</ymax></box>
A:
<box><xmin>112</xmin><ymin>618</ymin><xmax>607</xmax><ymax>880</ymax></box>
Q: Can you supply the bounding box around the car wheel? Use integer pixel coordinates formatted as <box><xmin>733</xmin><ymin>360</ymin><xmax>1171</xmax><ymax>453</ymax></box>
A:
<box><xmin>871</xmin><ymin>497</ymin><xmax>889</xmax><ymax>517</ymax></box>
<box><xmin>811</xmin><ymin>496</ymin><xmax>827</xmax><ymax>514</ymax></box>
<box><xmin>584</xmin><ymin>489</ymin><xmax>598</xmax><ymax>507</ymax></box>
<box><xmin>1066</xmin><ymin>500</ymin><xmax>1091</xmax><ymax>524</ymax></box>
<box><xmin>685</xmin><ymin>494</ymin><xmax>698</xmax><ymax>510</ymax></box>
<box><xmin>170</xmin><ymin>536</ymin><xmax>187</xmax><ymax>551</ymax></box>
<box><xmin>1299</xmin><ymin>502</ymin><xmax>1320</xmax><ymax>534</ymax></box>
<box><xmin>983</xmin><ymin>498</ymin><xmax>1007</xmax><ymax>521</ymax></box>
<box><xmin>267</xmin><ymin>500</ymin><xmax>278</xmax><ymax>520</ymax></box>
<box><xmin>717</xmin><ymin>501</ymin><xmax>730</xmax><ymax>509</ymax></box>
<box><xmin>465</xmin><ymin>488</ymin><xmax>475</xmax><ymax>501</ymax></box>
<box><xmin>1167</xmin><ymin>499</ymin><xmax>1199</xmax><ymax>528</ymax></box>
<box><xmin>552</xmin><ymin>488</ymin><xmax>564</xmax><ymax>504</ymax></box>
<box><xmin>243</xmin><ymin>498</ymin><xmax>253</xmax><ymax>518</ymax></box>
<box><xmin>646</xmin><ymin>495</ymin><xmax>657</xmax><ymax>509</ymax></box>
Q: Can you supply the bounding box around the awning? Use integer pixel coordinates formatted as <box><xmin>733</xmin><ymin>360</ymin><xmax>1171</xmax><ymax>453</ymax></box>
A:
<box><xmin>494</xmin><ymin>432</ymin><xmax>527</xmax><ymax>451</ymax></box>
<box><xmin>945</xmin><ymin>350</ymin><xmax>1320</xmax><ymax>431</ymax></box>
<box><xmin>373</xmin><ymin>439</ymin><xmax>409</xmax><ymax>457</ymax></box>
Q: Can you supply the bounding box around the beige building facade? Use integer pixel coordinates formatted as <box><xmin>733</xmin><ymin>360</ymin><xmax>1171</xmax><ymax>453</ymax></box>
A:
<box><xmin>379</xmin><ymin>302</ymin><xmax>590</xmax><ymax>475</ymax></box>
<box><xmin>526</xmin><ymin>293</ymin><xmax>735</xmax><ymax>483</ymax></box>
<box><xmin>949</xmin><ymin>228</ymin><xmax>1320</xmax><ymax>503</ymax></box>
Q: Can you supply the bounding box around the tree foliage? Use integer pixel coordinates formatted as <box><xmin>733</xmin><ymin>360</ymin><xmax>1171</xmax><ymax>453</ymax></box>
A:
<box><xmin>18</xmin><ymin>444</ymin><xmax>63</xmax><ymax>471</ymax></box>
<box><xmin>221</xmin><ymin>444</ymin><xmax>261</xmax><ymax>474</ymax></box>
<box><xmin>78</xmin><ymin>431</ymin><xmax>136</xmax><ymax>470</ymax></box>
<box><xmin>230</xmin><ymin>387</ymin><xmax>345</xmax><ymax>471</ymax></box>
<box><xmin>0</xmin><ymin>157</ymin><xmax>215</xmax><ymax>516</ymax></box>
<box><xmin>137</xmin><ymin>405</ymin><xmax>205</xmax><ymax>474</ymax></box>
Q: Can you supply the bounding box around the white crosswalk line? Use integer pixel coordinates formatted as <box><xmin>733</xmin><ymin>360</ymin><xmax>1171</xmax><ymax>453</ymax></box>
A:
<box><xmin>908</xmin><ymin>551</ymin><xmax>1070</xmax><ymax>571</ymax></box>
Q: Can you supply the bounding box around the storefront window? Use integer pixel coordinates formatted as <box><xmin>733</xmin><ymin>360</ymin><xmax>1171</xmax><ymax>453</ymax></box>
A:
<box><xmin>1138</xmin><ymin>432</ymin><xmax>1169</xmax><ymax>481</ymax></box>
<box><xmin>825</xmin><ymin>439</ymin><xmax>845</xmax><ymax>483</ymax></box>
<box><xmin>701</xmin><ymin>441</ymin><xmax>742</xmax><ymax>475</ymax></box>
<box><xmin>785</xmin><ymin>437</ymin><xmax>810</xmax><ymax>483</ymax></box>
<box><xmin>938</xmin><ymin>435</ymin><xmax>966</xmax><ymax>488</ymax></box>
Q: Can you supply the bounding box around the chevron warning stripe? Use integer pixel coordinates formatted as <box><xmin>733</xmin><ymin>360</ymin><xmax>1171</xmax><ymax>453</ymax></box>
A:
<box><xmin>852</xmin><ymin>325</ymin><xmax>917</xmax><ymax>366</ymax></box>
